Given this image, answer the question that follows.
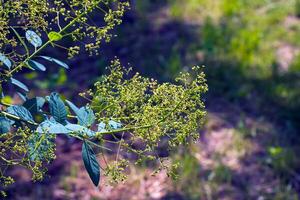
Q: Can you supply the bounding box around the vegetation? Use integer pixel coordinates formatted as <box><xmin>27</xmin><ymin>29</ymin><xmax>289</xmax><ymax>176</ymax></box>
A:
<box><xmin>1</xmin><ymin>0</ymin><xmax>300</xmax><ymax>199</ymax></box>
<box><xmin>0</xmin><ymin>0</ymin><xmax>207</xmax><ymax>196</ymax></box>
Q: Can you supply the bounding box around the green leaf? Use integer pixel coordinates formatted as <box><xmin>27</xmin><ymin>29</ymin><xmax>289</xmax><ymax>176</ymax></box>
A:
<box><xmin>25</xmin><ymin>30</ymin><xmax>42</xmax><ymax>48</ymax></box>
<box><xmin>7</xmin><ymin>105</ymin><xmax>34</xmax><ymax>122</ymax></box>
<box><xmin>108</xmin><ymin>120</ymin><xmax>122</xmax><ymax>129</ymax></box>
<box><xmin>66</xmin><ymin>100</ymin><xmax>95</xmax><ymax>127</ymax></box>
<box><xmin>17</xmin><ymin>92</ymin><xmax>27</xmax><ymax>102</ymax></box>
<box><xmin>37</xmin><ymin>120</ymin><xmax>69</xmax><ymax>134</ymax></box>
<box><xmin>23</xmin><ymin>97</ymin><xmax>45</xmax><ymax>115</ymax></box>
<box><xmin>77</xmin><ymin>107</ymin><xmax>95</xmax><ymax>127</ymax></box>
<box><xmin>82</xmin><ymin>141</ymin><xmax>100</xmax><ymax>186</ymax></box>
<box><xmin>27</xmin><ymin>60</ymin><xmax>46</xmax><ymax>71</ymax></box>
<box><xmin>40</xmin><ymin>56</ymin><xmax>69</xmax><ymax>69</ymax></box>
<box><xmin>10</xmin><ymin>78</ymin><xmax>29</xmax><ymax>92</ymax></box>
<box><xmin>48</xmin><ymin>31</ymin><xmax>63</xmax><ymax>41</ymax></box>
<box><xmin>47</xmin><ymin>92</ymin><xmax>67</xmax><ymax>124</ymax></box>
<box><xmin>65</xmin><ymin>100</ymin><xmax>80</xmax><ymax>115</ymax></box>
<box><xmin>97</xmin><ymin>122</ymin><xmax>107</xmax><ymax>132</ymax></box>
<box><xmin>0</xmin><ymin>117</ymin><xmax>10</xmax><ymax>134</ymax></box>
<box><xmin>0</xmin><ymin>53</ymin><xmax>11</xmax><ymax>69</ymax></box>
<box><xmin>65</xmin><ymin>123</ymin><xmax>95</xmax><ymax>137</ymax></box>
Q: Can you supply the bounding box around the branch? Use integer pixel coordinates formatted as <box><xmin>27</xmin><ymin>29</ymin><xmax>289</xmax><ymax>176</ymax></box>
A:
<box><xmin>0</xmin><ymin>101</ymin><xmax>76</xmax><ymax>119</ymax></box>
<box><xmin>6</xmin><ymin>10</ymin><xmax>89</xmax><ymax>77</ymax></box>
<box><xmin>0</xmin><ymin>110</ymin><xmax>38</xmax><ymax>126</ymax></box>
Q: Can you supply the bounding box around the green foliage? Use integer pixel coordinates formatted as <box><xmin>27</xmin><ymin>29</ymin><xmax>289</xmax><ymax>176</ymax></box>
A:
<box><xmin>10</xmin><ymin>78</ymin><xmax>29</xmax><ymax>92</ymax></box>
<box><xmin>39</xmin><ymin>56</ymin><xmax>69</xmax><ymax>69</ymax></box>
<box><xmin>47</xmin><ymin>92</ymin><xmax>68</xmax><ymax>124</ymax></box>
<box><xmin>267</xmin><ymin>146</ymin><xmax>297</xmax><ymax>176</ymax></box>
<box><xmin>48</xmin><ymin>31</ymin><xmax>63</xmax><ymax>42</ymax></box>
<box><xmin>7</xmin><ymin>105</ymin><xmax>34</xmax><ymax>123</ymax></box>
<box><xmin>27</xmin><ymin>60</ymin><xmax>46</xmax><ymax>71</ymax></box>
<box><xmin>170</xmin><ymin>0</ymin><xmax>296</xmax><ymax>76</ymax></box>
<box><xmin>88</xmin><ymin>60</ymin><xmax>207</xmax><ymax>147</ymax></box>
<box><xmin>36</xmin><ymin>119</ymin><xmax>69</xmax><ymax>134</ymax></box>
<box><xmin>26</xmin><ymin>30</ymin><xmax>43</xmax><ymax>48</ymax></box>
<box><xmin>0</xmin><ymin>53</ymin><xmax>11</xmax><ymax>69</ymax></box>
<box><xmin>296</xmin><ymin>0</ymin><xmax>300</xmax><ymax>17</ymax></box>
<box><xmin>82</xmin><ymin>141</ymin><xmax>101</xmax><ymax>186</ymax></box>
<box><xmin>0</xmin><ymin>0</ymin><xmax>208</xmax><ymax>194</ymax></box>
<box><xmin>0</xmin><ymin>117</ymin><xmax>10</xmax><ymax>134</ymax></box>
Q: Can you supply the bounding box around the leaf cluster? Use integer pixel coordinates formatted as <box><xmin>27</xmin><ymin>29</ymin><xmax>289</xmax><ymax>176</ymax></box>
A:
<box><xmin>0</xmin><ymin>0</ymin><xmax>208</xmax><ymax>194</ymax></box>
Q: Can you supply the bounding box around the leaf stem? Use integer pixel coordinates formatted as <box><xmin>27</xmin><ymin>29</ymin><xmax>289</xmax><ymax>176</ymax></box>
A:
<box><xmin>0</xmin><ymin>110</ymin><xmax>38</xmax><ymax>126</ymax></box>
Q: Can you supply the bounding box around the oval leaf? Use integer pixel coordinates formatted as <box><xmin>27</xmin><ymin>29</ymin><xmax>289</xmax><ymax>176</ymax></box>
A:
<box><xmin>108</xmin><ymin>120</ymin><xmax>122</xmax><ymax>129</ymax></box>
<box><xmin>27</xmin><ymin>60</ymin><xmax>46</xmax><ymax>71</ymax></box>
<box><xmin>48</xmin><ymin>31</ymin><xmax>63</xmax><ymax>41</ymax></box>
<box><xmin>65</xmin><ymin>100</ymin><xmax>80</xmax><ymax>115</ymax></box>
<box><xmin>10</xmin><ymin>78</ymin><xmax>29</xmax><ymax>92</ymax></box>
<box><xmin>37</xmin><ymin>120</ymin><xmax>69</xmax><ymax>134</ymax></box>
<box><xmin>66</xmin><ymin>101</ymin><xmax>95</xmax><ymax>127</ymax></box>
<box><xmin>17</xmin><ymin>92</ymin><xmax>27</xmax><ymax>102</ymax></box>
<box><xmin>0</xmin><ymin>117</ymin><xmax>11</xmax><ymax>134</ymax></box>
<box><xmin>0</xmin><ymin>53</ymin><xmax>11</xmax><ymax>69</ymax></box>
<box><xmin>65</xmin><ymin>123</ymin><xmax>95</xmax><ymax>137</ymax></box>
<box><xmin>7</xmin><ymin>105</ymin><xmax>34</xmax><ymax>122</ymax></box>
<box><xmin>47</xmin><ymin>92</ymin><xmax>67</xmax><ymax>124</ymax></box>
<box><xmin>40</xmin><ymin>56</ymin><xmax>69</xmax><ymax>69</ymax></box>
<box><xmin>97</xmin><ymin>122</ymin><xmax>107</xmax><ymax>133</ymax></box>
<box><xmin>82</xmin><ymin>141</ymin><xmax>100</xmax><ymax>186</ymax></box>
<box><xmin>77</xmin><ymin>107</ymin><xmax>95</xmax><ymax>127</ymax></box>
<box><xmin>25</xmin><ymin>30</ymin><xmax>42</xmax><ymax>48</ymax></box>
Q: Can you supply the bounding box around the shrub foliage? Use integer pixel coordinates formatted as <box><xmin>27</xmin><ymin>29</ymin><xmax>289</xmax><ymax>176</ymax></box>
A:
<box><xmin>0</xmin><ymin>0</ymin><xmax>207</xmax><ymax>193</ymax></box>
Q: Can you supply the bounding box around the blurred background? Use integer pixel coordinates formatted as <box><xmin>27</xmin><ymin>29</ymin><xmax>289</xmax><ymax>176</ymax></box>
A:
<box><xmin>4</xmin><ymin>0</ymin><xmax>300</xmax><ymax>199</ymax></box>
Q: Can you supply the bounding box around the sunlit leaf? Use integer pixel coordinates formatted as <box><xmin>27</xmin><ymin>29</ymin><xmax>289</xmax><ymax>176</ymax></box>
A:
<box><xmin>108</xmin><ymin>120</ymin><xmax>122</xmax><ymax>129</ymax></box>
<box><xmin>77</xmin><ymin>107</ymin><xmax>95</xmax><ymax>127</ymax></box>
<box><xmin>1</xmin><ymin>95</ymin><xmax>13</xmax><ymax>104</ymax></box>
<box><xmin>17</xmin><ymin>92</ymin><xmax>27</xmax><ymax>102</ymax></box>
<box><xmin>97</xmin><ymin>122</ymin><xmax>107</xmax><ymax>133</ymax></box>
<box><xmin>10</xmin><ymin>78</ymin><xmax>29</xmax><ymax>92</ymax></box>
<box><xmin>0</xmin><ymin>53</ymin><xmax>11</xmax><ymax>69</ymax></box>
<box><xmin>27</xmin><ymin>60</ymin><xmax>46</xmax><ymax>71</ymax></box>
<box><xmin>66</xmin><ymin>101</ymin><xmax>95</xmax><ymax>127</ymax></box>
<box><xmin>48</xmin><ymin>31</ymin><xmax>63</xmax><ymax>41</ymax></box>
<box><xmin>65</xmin><ymin>123</ymin><xmax>95</xmax><ymax>137</ymax></box>
<box><xmin>36</xmin><ymin>119</ymin><xmax>69</xmax><ymax>134</ymax></box>
<box><xmin>65</xmin><ymin>100</ymin><xmax>80</xmax><ymax>114</ymax></box>
<box><xmin>25</xmin><ymin>30</ymin><xmax>42</xmax><ymax>48</ymax></box>
<box><xmin>82</xmin><ymin>141</ymin><xmax>100</xmax><ymax>186</ymax></box>
<box><xmin>40</xmin><ymin>56</ymin><xmax>69</xmax><ymax>69</ymax></box>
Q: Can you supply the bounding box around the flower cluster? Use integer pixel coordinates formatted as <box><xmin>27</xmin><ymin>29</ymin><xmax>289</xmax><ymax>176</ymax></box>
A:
<box><xmin>0</xmin><ymin>0</ymin><xmax>129</xmax><ymax>81</ymax></box>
